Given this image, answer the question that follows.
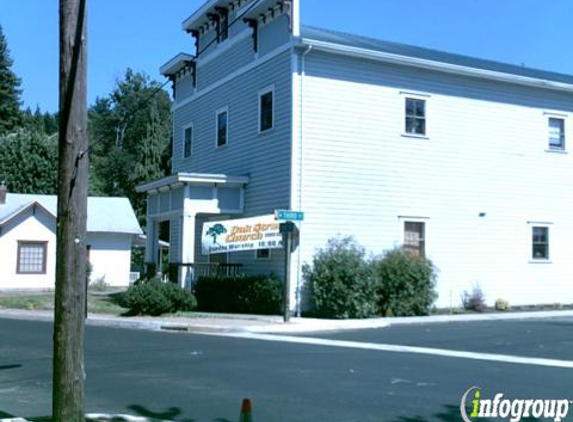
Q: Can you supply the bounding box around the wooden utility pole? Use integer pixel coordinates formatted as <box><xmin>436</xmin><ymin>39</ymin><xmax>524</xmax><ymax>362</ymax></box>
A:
<box><xmin>53</xmin><ymin>0</ymin><xmax>88</xmax><ymax>421</ymax></box>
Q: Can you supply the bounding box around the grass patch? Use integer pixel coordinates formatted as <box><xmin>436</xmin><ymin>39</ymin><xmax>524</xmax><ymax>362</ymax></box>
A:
<box><xmin>0</xmin><ymin>292</ymin><xmax>128</xmax><ymax>315</ymax></box>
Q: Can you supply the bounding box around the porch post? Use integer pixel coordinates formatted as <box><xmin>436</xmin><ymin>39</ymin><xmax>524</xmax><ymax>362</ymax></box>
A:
<box><xmin>145</xmin><ymin>218</ymin><xmax>159</xmax><ymax>278</ymax></box>
<box><xmin>179</xmin><ymin>212</ymin><xmax>196</xmax><ymax>290</ymax></box>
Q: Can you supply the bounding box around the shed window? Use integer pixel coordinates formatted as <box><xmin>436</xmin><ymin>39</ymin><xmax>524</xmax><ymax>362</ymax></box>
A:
<box><xmin>532</xmin><ymin>227</ymin><xmax>549</xmax><ymax>260</ymax></box>
<box><xmin>17</xmin><ymin>241</ymin><xmax>47</xmax><ymax>274</ymax></box>
<box><xmin>404</xmin><ymin>222</ymin><xmax>425</xmax><ymax>257</ymax></box>
<box><xmin>548</xmin><ymin>117</ymin><xmax>565</xmax><ymax>150</ymax></box>
<box><xmin>405</xmin><ymin>98</ymin><xmax>426</xmax><ymax>135</ymax></box>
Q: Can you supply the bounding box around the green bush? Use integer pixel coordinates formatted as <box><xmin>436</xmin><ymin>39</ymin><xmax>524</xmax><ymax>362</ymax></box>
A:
<box><xmin>120</xmin><ymin>278</ymin><xmax>197</xmax><ymax>316</ymax></box>
<box><xmin>195</xmin><ymin>275</ymin><xmax>282</xmax><ymax>315</ymax></box>
<box><xmin>372</xmin><ymin>248</ymin><xmax>437</xmax><ymax>317</ymax></box>
<box><xmin>303</xmin><ymin>237</ymin><xmax>377</xmax><ymax>319</ymax></box>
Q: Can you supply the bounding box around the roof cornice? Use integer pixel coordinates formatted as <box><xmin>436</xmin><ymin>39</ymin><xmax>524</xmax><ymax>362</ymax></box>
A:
<box><xmin>297</xmin><ymin>38</ymin><xmax>573</xmax><ymax>94</ymax></box>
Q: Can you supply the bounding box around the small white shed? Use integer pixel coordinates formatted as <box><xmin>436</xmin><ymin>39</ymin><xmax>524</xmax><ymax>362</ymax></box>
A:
<box><xmin>0</xmin><ymin>189</ymin><xmax>143</xmax><ymax>290</ymax></box>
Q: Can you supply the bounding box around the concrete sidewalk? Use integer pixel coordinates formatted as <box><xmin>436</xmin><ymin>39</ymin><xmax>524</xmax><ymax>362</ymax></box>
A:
<box><xmin>2</xmin><ymin>308</ymin><xmax>573</xmax><ymax>334</ymax></box>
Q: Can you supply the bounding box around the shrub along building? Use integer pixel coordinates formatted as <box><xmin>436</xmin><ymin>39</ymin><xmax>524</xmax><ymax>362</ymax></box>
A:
<box><xmin>137</xmin><ymin>0</ymin><xmax>573</xmax><ymax>311</ymax></box>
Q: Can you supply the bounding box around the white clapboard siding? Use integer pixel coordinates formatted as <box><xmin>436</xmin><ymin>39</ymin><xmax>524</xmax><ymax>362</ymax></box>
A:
<box><xmin>295</xmin><ymin>50</ymin><xmax>573</xmax><ymax>307</ymax></box>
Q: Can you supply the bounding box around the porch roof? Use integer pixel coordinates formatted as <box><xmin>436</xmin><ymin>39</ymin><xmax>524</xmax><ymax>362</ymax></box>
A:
<box><xmin>135</xmin><ymin>172</ymin><xmax>249</xmax><ymax>194</ymax></box>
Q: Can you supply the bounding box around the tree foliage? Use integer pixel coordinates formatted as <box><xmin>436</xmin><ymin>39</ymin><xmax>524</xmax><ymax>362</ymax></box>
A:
<box><xmin>89</xmin><ymin>69</ymin><xmax>172</xmax><ymax>224</ymax></box>
<box><xmin>0</xmin><ymin>25</ymin><xmax>23</xmax><ymax>135</ymax></box>
<box><xmin>0</xmin><ymin>130</ymin><xmax>58</xmax><ymax>194</ymax></box>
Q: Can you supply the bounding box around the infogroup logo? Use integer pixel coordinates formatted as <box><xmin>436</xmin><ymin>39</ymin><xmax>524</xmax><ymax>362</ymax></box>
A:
<box><xmin>460</xmin><ymin>387</ymin><xmax>571</xmax><ymax>422</ymax></box>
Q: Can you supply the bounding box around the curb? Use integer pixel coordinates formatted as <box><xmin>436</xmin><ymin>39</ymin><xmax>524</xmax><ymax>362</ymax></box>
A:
<box><xmin>1</xmin><ymin>308</ymin><xmax>573</xmax><ymax>335</ymax></box>
<box><xmin>0</xmin><ymin>415</ymin><xmax>177</xmax><ymax>422</ymax></box>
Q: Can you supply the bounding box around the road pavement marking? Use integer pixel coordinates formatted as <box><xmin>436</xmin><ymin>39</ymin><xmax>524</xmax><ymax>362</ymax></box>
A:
<box><xmin>208</xmin><ymin>332</ymin><xmax>573</xmax><ymax>369</ymax></box>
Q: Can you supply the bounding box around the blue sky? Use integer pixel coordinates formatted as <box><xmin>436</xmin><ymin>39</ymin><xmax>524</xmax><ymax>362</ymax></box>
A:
<box><xmin>1</xmin><ymin>0</ymin><xmax>572</xmax><ymax>113</ymax></box>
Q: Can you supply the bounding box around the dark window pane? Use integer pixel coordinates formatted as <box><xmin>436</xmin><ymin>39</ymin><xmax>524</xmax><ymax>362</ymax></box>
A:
<box><xmin>415</xmin><ymin>119</ymin><xmax>426</xmax><ymax>135</ymax></box>
<box><xmin>415</xmin><ymin>100</ymin><xmax>425</xmax><ymax>117</ymax></box>
<box><xmin>217</xmin><ymin>111</ymin><xmax>227</xmax><ymax>147</ymax></box>
<box><xmin>184</xmin><ymin>127</ymin><xmax>192</xmax><ymax>158</ymax></box>
<box><xmin>260</xmin><ymin>91</ymin><xmax>273</xmax><ymax>132</ymax></box>
<box><xmin>532</xmin><ymin>244</ymin><xmax>548</xmax><ymax>259</ymax></box>
<box><xmin>406</xmin><ymin>99</ymin><xmax>415</xmax><ymax>116</ymax></box>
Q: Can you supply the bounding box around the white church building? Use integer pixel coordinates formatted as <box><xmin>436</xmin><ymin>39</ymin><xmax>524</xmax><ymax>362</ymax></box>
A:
<box><xmin>137</xmin><ymin>0</ymin><xmax>573</xmax><ymax>311</ymax></box>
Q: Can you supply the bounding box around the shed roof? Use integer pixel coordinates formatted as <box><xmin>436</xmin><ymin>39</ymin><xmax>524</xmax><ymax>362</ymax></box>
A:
<box><xmin>0</xmin><ymin>194</ymin><xmax>143</xmax><ymax>235</ymax></box>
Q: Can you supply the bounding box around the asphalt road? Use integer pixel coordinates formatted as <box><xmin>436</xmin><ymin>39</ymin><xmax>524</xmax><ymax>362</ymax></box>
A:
<box><xmin>1</xmin><ymin>317</ymin><xmax>573</xmax><ymax>421</ymax></box>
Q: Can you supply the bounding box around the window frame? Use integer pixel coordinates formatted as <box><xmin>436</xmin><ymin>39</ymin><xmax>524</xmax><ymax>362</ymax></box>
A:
<box><xmin>215</xmin><ymin>107</ymin><xmax>229</xmax><ymax>148</ymax></box>
<box><xmin>548</xmin><ymin>116</ymin><xmax>566</xmax><ymax>151</ymax></box>
<box><xmin>401</xmin><ymin>92</ymin><xmax>431</xmax><ymax>139</ymax></box>
<box><xmin>403</xmin><ymin>220</ymin><xmax>426</xmax><ymax>258</ymax></box>
<box><xmin>531</xmin><ymin>225</ymin><xmax>550</xmax><ymax>262</ymax></box>
<box><xmin>258</xmin><ymin>86</ymin><xmax>275</xmax><ymax>134</ymax></box>
<box><xmin>183</xmin><ymin>124</ymin><xmax>194</xmax><ymax>158</ymax></box>
<box><xmin>17</xmin><ymin>241</ymin><xmax>48</xmax><ymax>274</ymax></box>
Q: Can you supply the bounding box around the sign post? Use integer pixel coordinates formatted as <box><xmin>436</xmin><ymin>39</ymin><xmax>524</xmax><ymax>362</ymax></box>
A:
<box><xmin>279</xmin><ymin>221</ymin><xmax>296</xmax><ymax>322</ymax></box>
<box><xmin>277</xmin><ymin>211</ymin><xmax>303</xmax><ymax>323</ymax></box>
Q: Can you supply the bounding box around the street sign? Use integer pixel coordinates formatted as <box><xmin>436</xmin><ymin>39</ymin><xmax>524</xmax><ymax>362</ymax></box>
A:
<box><xmin>275</xmin><ymin>209</ymin><xmax>304</xmax><ymax>221</ymax></box>
<box><xmin>279</xmin><ymin>221</ymin><xmax>296</xmax><ymax>234</ymax></box>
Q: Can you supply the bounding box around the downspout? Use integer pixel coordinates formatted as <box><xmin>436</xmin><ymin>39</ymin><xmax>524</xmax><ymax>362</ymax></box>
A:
<box><xmin>295</xmin><ymin>43</ymin><xmax>312</xmax><ymax>317</ymax></box>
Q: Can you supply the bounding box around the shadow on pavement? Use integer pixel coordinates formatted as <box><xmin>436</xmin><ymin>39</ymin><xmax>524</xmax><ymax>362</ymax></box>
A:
<box><xmin>127</xmin><ymin>404</ymin><xmax>196</xmax><ymax>422</ymax></box>
<box><xmin>0</xmin><ymin>364</ymin><xmax>22</xmax><ymax>370</ymax></box>
<box><xmin>389</xmin><ymin>404</ymin><xmax>542</xmax><ymax>422</ymax></box>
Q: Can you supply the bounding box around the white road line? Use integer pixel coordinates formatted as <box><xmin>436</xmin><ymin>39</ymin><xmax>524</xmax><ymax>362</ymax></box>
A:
<box><xmin>206</xmin><ymin>332</ymin><xmax>573</xmax><ymax>369</ymax></box>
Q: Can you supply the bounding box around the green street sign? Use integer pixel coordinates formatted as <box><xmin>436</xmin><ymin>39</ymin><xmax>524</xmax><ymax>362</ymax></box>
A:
<box><xmin>275</xmin><ymin>210</ymin><xmax>304</xmax><ymax>221</ymax></box>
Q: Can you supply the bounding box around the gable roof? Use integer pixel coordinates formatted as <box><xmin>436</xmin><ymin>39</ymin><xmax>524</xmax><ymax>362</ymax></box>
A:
<box><xmin>300</xmin><ymin>26</ymin><xmax>573</xmax><ymax>91</ymax></box>
<box><xmin>0</xmin><ymin>194</ymin><xmax>143</xmax><ymax>235</ymax></box>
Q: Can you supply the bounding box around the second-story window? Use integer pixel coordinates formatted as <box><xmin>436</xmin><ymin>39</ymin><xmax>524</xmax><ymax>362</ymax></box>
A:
<box><xmin>548</xmin><ymin>117</ymin><xmax>565</xmax><ymax>150</ymax></box>
<box><xmin>216</xmin><ymin>108</ymin><xmax>228</xmax><ymax>148</ymax></box>
<box><xmin>259</xmin><ymin>89</ymin><xmax>274</xmax><ymax>133</ymax></box>
<box><xmin>183</xmin><ymin>125</ymin><xmax>193</xmax><ymax>158</ymax></box>
<box><xmin>405</xmin><ymin>98</ymin><xmax>426</xmax><ymax>136</ymax></box>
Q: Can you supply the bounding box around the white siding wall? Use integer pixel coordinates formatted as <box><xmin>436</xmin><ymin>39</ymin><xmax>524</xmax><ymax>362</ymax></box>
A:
<box><xmin>88</xmin><ymin>233</ymin><xmax>133</xmax><ymax>287</ymax></box>
<box><xmin>296</xmin><ymin>51</ymin><xmax>573</xmax><ymax>307</ymax></box>
<box><xmin>0</xmin><ymin>209</ymin><xmax>56</xmax><ymax>290</ymax></box>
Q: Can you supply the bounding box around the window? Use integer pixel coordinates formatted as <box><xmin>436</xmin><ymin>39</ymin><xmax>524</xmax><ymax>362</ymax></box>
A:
<box><xmin>405</xmin><ymin>98</ymin><xmax>426</xmax><ymax>135</ymax></box>
<box><xmin>548</xmin><ymin>117</ymin><xmax>565</xmax><ymax>150</ymax></box>
<box><xmin>256</xmin><ymin>249</ymin><xmax>271</xmax><ymax>260</ymax></box>
<box><xmin>532</xmin><ymin>227</ymin><xmax>549</xmax><ymax>260</ymax></box>
<box><xmin>183</xmin><ymin>126</ymin><xmax>193</xmax><ymax>158</ymax></box>
<box><xmin>404</xmin><ymin>222</ymin><xmax>425</xmax><ymax>257</ymax></box>
<box><xmin>259</xmin><ymin>90</ymin><xmax>274</xmax><ymax>133</ymax></box>
<box><xmin>17</xmin><ymin>241</ymin><xmax>47</xmax><ymax>274</ymax></box>
<box><xmin>216</xmin><ymin>109</ymin><xmax>228</xmax><ymax>147</ymax></box>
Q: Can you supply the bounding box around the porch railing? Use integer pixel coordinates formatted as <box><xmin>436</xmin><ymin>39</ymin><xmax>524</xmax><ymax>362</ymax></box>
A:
<box><xmin>175</xmin><ymin>263</ymin><xmax>244</xmax><ymax>284</ymax></box>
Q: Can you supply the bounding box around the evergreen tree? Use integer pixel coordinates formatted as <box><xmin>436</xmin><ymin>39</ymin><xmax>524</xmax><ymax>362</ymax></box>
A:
<box><xmin>0</xmin><ymin>25</ymin><xmax>23</xmax><ymax>135</ymax></box>
<box><xmin>0</xmin><ymin>131</ymin><xmax>58</xmax><ymax>194</ymax></box>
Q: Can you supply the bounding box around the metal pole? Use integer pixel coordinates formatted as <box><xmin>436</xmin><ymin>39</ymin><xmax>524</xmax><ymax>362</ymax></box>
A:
<box><xmin>283</xmin><ymin>231</ymin><xmax>292</xmax><ymax>323</ymax></box>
